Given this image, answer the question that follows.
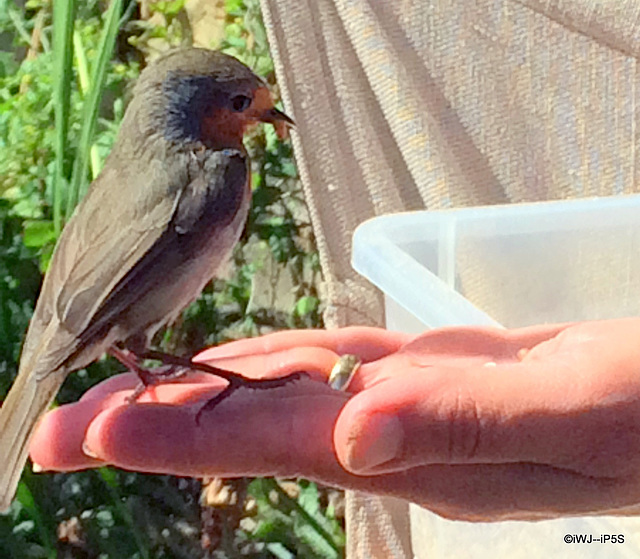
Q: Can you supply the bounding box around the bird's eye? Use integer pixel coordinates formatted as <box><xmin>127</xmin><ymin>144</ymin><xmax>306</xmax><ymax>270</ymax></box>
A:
<box><xmin>231</xmin><ymin>95</ymin><xmax>252</xmax><ymax>112</ymax></box>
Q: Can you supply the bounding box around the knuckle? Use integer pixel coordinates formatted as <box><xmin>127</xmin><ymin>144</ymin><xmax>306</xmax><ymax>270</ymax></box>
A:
<box><xmin>443</xmin><ymin>388</ymin><xmax>483</xmax><ymax>462</ymax></box>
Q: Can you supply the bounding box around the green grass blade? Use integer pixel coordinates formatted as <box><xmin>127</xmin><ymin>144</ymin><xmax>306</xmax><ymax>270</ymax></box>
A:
<box><xmin>97</xmin><ymin>468</ymin><xmax>150</xmax><ymax>559</ymax></box>
<box><xmin>73</xmin><ymin>30</ymin><xmax>102</xmax><ymax>179</ymax></box>
<box><xmin>15</xmin><ymin>471</ymin><xmax>56</xmax><ymax>559</ymax></box>
<box><xmin>7</xmin><ymin>7</ymin><xmax>32</xmax><ymax>45</ymax></box>
<box><xmin>52</xmin><ymin>0</ymin><xmax>77</xmax><ymax>234</ymax></box>
<box><xmin>265</xmin><ymin>479</ymin><xmax>343</xmax><ymax>557</ymax></box>
<box><xmin>73</xmin><ymin>30</ymin><xmax>90</xmax><ymax>92</ymax></box>
<box><xmin>66</xmin><ymin>0</ymin><xmax>123</xmax><ymax>219</ymax></box>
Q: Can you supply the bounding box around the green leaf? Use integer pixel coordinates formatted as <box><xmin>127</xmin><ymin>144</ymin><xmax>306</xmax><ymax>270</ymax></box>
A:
<box><xmin>225</xmin><ymin>36</ymin><xmax>247</xmax><ymax>49</ymax></box>
<box><xmin>39</xmin><ymin>242</ymin><xmax>54</xmax><ymax>272</ymax></box>
<box><xmin>295</xmin><ymin>296</ymin><xmax>318</xmax><ymax>317</ymax></box>
<box><xmin>266</xmin><ymin>542</ymin><xmax>296</xmax><ymax>559</ymax></box>
<box><xmin>295</xmin><ymin>523</ymin><xmax>339</xmax><ymax>559</ymax></box>
<box><xmin>0</xmin><ymin>51</ymin><xmax>17</xmax><ymax>78</ymax></box>
<box><xmin>149</xmin><ymin>0</ymin><xmax>185</xmax><ymax>15</ymax></box>
<box><xmin>280</xmin><ymin>160</ymin><xmax>297</xmax><ymax>177</ymax></box>
<box><xmin>298</xmin><ymin>482</ymin><xmax>320</xmax><ymax>516</ymax></box>
<box><xmin>15</xmin><ymin>472</ymin><xmax>56</xmax><ymax>557</ymax></box>
<box><xmin>22</xmin><ymin>220</ymin><xmax>56</xmax><ymax>248</ymax></box>
<box><xmin>225</xmin><ymin>0</ymin><xmax>245</xmax><ymax>16</ymax></box>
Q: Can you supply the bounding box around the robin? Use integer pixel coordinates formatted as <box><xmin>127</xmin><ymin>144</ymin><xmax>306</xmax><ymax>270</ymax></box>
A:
<box><xmin>0</xmin><ymin>48</ymin><xmax>294</xmax><ymax>511</ymax></box>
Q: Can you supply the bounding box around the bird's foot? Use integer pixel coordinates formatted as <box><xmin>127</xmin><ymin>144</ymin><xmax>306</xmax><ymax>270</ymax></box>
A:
<box><xmin>109</xmin><ymin>346</ymin><xmax>192</xmax><ymax>402</ymax></box>
<box><xmin>127</xmin><ymin>365</ymin><xmax>190</xmax><ymax>402</ymax></box>
<box><xmin>109</xmin><ymin>345</ymin><xmax>271</xmax><ymax>403</ymax></box>
<box><xmin>108</xmin><ymin>345</ymin><xmax>307</xmax><ymax>409</ymax></box>
<box><xmin>195</xmin><ymin>371</ymin><xmax>307</xmax><ymax>424</ymax></box>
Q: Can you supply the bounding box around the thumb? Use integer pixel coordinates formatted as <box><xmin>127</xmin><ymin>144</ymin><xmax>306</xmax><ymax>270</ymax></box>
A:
<box><xmin>333</xmin><ymin>356</ymin><xmax>627</xmax><ymax>476</ymax></box>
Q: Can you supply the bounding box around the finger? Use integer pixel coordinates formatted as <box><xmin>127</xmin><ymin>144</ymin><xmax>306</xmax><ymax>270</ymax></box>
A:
<box><xmin>347</xmin><ymin>324</ymin><xmax>574</xmax><ymax>392</ymax></box>
<box><xmin>502</xmin><ymin>321</ymin><xmax>576</xmax><ymax>346</ymax></box>
<box><xmin>398</xmin><ymin>323</ymin><xmax>574</xmax><ymax>365</ymax></box>
<box><xmin>83</xmin><ymin>376</ymin><xmax>351</xmax><ymax>480</ymax></box>
<box><xmin>335</xmin><ymin>356</ymin><xmax>640</xmax><ymax>477</ymax></box>
<box><xmin>83</xmin><ymin>380</ymin><xmax>640</xmax><ymax>521</ymax></box>
<box><xmin>195</xmin><ymin>347</ymin><xmax>342</xmax><ymax>382</ymax></box>
<box><xmin>198</xmin><ymin>325</ymin><xmax>545</xmax><ymax>392</ymax></box>
<box><xmin>195</xmin><ymin>327</ymin><xmax>411</xmax><ymax>363</ymax></box>
<box><xmin>32</xmin><ymin>370</ymin><xmax>640</xmax><ymax>520</ymax></box>
<box><xmin>30</xmin><ymin>376</ymin><xmax>228</xmax><ymax>471</ymax></box>
<box><xmin>79</xmin><ymin>371</ymin><xmax>219</xmax><ymax>402</ymax></box>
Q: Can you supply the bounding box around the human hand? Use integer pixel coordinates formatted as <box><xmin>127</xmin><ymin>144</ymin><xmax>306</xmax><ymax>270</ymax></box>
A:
<box><xmin>30</xmin><ymin>319</ymin><xmax>640</xmax><ymax>521</ymax></box>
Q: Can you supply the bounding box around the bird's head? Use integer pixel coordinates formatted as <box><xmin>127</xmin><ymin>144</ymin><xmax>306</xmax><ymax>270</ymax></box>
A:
<box><xmin>131</xmin><ymin>48</ymin><xmax>294</xmax><ymax>150</ymax></box>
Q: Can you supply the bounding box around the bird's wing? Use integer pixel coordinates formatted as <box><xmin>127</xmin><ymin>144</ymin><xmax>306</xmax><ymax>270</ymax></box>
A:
<box><xmin>72</xmin><ymin>148</ymin><xmax>249</xmax><ymax>347</ymax></box>
<box><xmin>24</xmin><ymin>147</ymin><xmax>247</xmax><ymax>371</ymax></box>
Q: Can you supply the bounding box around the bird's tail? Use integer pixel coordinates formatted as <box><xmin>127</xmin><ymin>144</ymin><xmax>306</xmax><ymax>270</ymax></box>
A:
<box><xmin>0</xmin><ymin>366</ymin><xmax>64</xmax><ymax>512</ymax></box>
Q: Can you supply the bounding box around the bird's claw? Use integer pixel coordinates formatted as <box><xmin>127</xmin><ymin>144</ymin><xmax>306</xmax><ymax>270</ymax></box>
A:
<box><xmin>194</xmin><ymin>371</ymin><xmax>307</xmax><ymax>424</ymax></box>
<box><xmin>126</xmin><ymin>365</ymin><xmax>189</xmax><ymax>403</ymax></box>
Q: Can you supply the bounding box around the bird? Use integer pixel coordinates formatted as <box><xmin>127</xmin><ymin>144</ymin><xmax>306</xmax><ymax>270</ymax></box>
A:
<box><xmin>0</xmin><ymin>47</ymin><xmax>294</xmax><ymax>511</ymax></box>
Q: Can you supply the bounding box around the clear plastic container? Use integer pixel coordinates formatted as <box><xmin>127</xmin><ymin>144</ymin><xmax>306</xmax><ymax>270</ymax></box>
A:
<box><xmin>352</xmin><ymin>194</ymin><xmax>640</xmax><ymax>559</ymax></box>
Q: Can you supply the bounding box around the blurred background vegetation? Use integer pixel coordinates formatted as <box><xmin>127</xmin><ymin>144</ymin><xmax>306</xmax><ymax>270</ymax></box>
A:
<box><xmin>0</xmin><ymin>0</ymin><xmax>344</xmax><ymax>556</ymax></box>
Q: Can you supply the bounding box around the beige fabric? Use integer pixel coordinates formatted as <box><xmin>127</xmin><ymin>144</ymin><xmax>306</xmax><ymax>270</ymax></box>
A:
<box><xmin>260</xmin><ymin>0</ymin><xmax>640</xmax><ymax>557</ymax></box>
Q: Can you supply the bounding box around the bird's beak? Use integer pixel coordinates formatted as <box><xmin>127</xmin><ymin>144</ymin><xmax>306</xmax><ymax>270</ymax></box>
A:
<box><xmin>260</xmin><ymin>107</ymin><xmax>295</xmax><ymax>127</ymax></box>
<box><xmin>260</xmin><ymin>107</ymin><xmax>294</xmax><ymax>140</ymax></box>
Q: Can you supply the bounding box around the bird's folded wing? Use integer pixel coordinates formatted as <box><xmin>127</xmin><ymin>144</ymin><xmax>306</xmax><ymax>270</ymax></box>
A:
<box><xmin>24</xmin><ymin>148</ymin><xmax>245</xmax><ymax>370</ymax></box>
<box><xmin>74</xmin><ymin>148</ymin><xmax>248</xmax><ymax>347</ymax></box>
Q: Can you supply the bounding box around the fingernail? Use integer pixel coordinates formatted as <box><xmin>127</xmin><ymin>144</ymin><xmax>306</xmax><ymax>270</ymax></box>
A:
<box><xmin>31</xmin><ymin>462</ymin><xmax>44</xmax><ymax>473</ymax></box>
<box><xmin>82</xmin><ymin>441</ymin><xmax>99</xmax><ymax>460</ymax></box>
<box><xmin>346</xmin><ymin>414</ymin><xmax>403</xmax><ymax>473</ymax></box>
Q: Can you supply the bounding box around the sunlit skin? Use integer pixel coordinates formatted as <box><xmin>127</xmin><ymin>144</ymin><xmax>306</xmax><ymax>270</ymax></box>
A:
<box><xmin>30</xmin><ymin>318</ymin><xmax>640</xmax><ymax>521</ymax></box>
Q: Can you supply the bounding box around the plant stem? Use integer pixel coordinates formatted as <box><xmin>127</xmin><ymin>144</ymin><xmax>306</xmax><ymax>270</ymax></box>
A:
<box><xmin>52</xmin><ymin>0</ymin><xmax>77</xmax><ymax>233</ymax></box>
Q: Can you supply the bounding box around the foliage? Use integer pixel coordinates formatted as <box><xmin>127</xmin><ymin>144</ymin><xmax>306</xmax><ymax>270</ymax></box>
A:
<box><xmin>244</xmin><ymin>479</ymin><xmax>345</xmax><ymax>559</ymax></box>
<box><xmin>0</xmin><ymin>0</ymin><xmax>336</xmax><ymax>557</ymax></box>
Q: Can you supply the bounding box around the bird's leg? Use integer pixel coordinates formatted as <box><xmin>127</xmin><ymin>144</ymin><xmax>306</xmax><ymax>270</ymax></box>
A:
<box><xmin>108</xmin><ymin>345</ymin><xmax>189</xmax><ymax>401</ymax></box>
<box><xmin>108</xmin><ymin>346</ymin><xmax>142</xmax><ymax>374</ymax></box>
<box><xmin>109</xmin><ymin>345</ymin><xmax>307</xmax><ymax>416</ymax></box>
<box><xmin>137</xmin><ymin>349</ymin><xmax>251</xmax><ymax>384</ymax></box>
<box><xmin>138</xmin><ymin>349</ymin><xmax>307</xmax><ymax>421</ymax></box>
